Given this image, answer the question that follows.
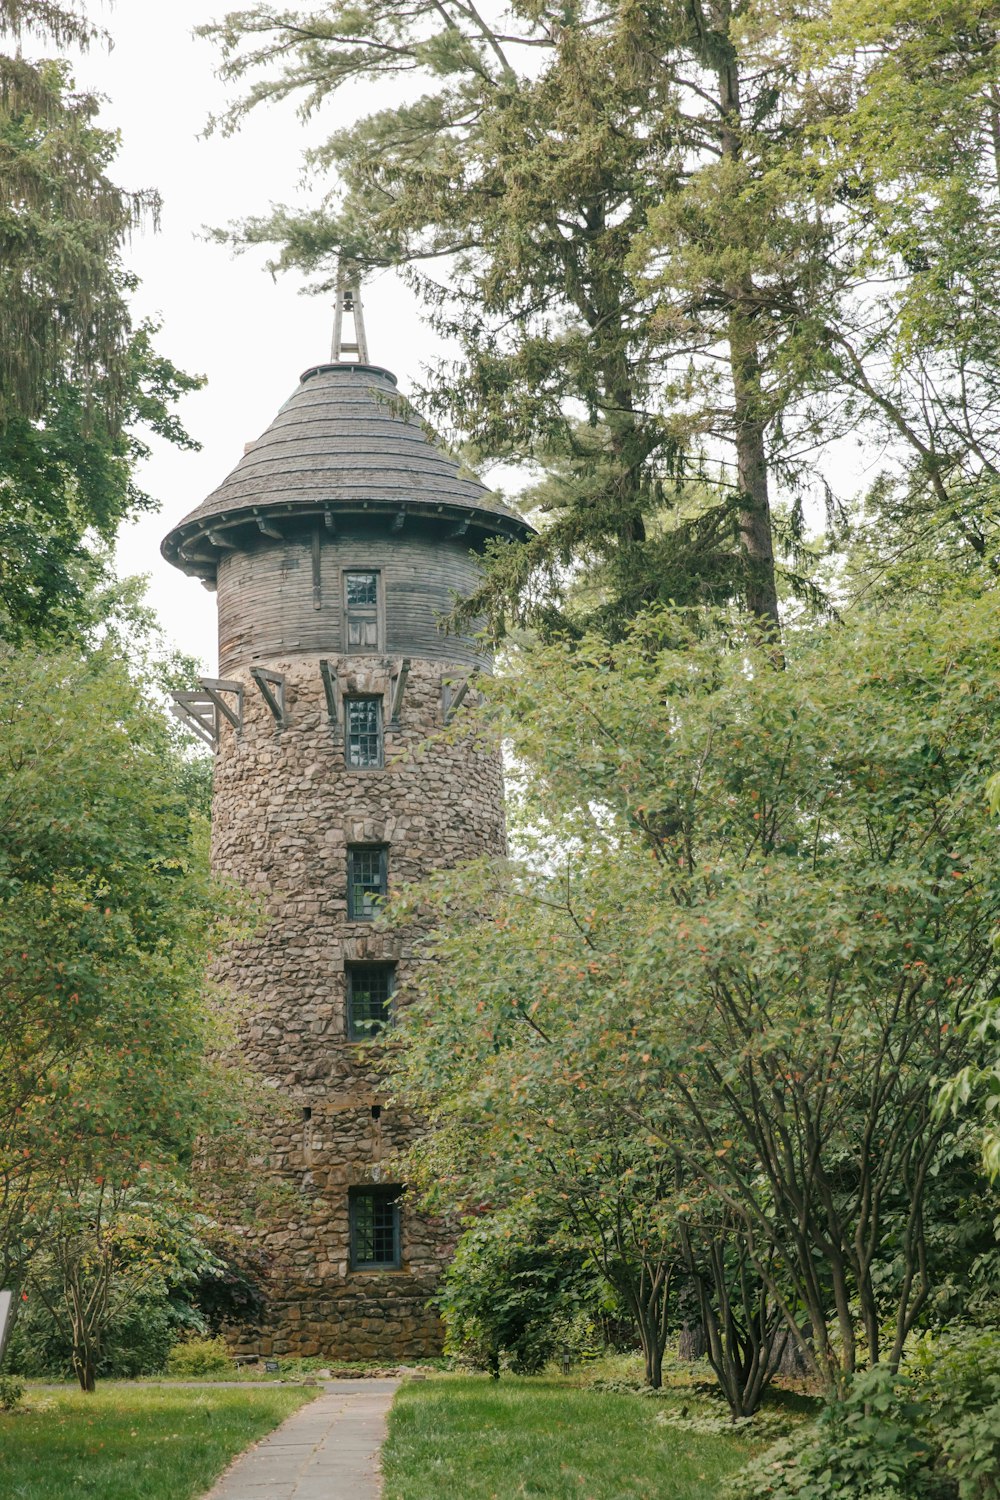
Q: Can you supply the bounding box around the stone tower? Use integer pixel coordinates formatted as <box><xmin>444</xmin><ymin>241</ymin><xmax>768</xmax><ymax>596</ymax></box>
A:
<box><xmin>162</xmin><ymin>303</ymin><xmax>529</xmax><ymax>1359</ymax></box>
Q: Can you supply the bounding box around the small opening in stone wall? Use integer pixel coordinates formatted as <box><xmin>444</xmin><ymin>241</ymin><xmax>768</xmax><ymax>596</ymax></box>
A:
<box><xmin>371</xmin><ymin>1105</ymin><xmax>381</xmax><ymax>1122</ymax></box>
<box><xmin>302</xmin><ymin>1107</ymin><xmax>312</xmax><ymax>1122</ymax></box>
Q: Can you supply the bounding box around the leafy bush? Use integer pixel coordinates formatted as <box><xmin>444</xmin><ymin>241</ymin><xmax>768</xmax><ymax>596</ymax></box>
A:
<box><xmin>189</xmin><ymin>1236</ymin><xmax>269</xmax><ymax>1335</ymax></box>
<box><xmin>165</xmin><ymin>1335</ymin><xmax>233</xmax><ymax>1377</ymax></box>
<box><xmin>724</xmin><ymin>1366</ymin><xmax>936</xmax><ymax>1499</ymax></box>
<box><xmin>725</xmin><ymin>1333</ymin><xmax>1000</xmax><ymax>1500</ymax></box>
<box><xmin>0</xmin><ymin>1375</ymin><xmax>24</xmax><ymax>1411</ymax></box>
<box><xmin>437</xmin><ymin>1216</ymin><xmax>608</xmax><ymax>1378</ymax></box>
<box><xmin>913</xmin><ymin>1331</ymin><xmax>1000</xmax><ymax>1500</ymax></box>
<box><xmin>6</xmin><ymin>1284</ymin><xmax>194</xmax><ymax>1380</ymax></box>
<box><xmin>97</xmin><ymin>1296</ymin><xmax>192</xmax><ymax>1379</ymax></box>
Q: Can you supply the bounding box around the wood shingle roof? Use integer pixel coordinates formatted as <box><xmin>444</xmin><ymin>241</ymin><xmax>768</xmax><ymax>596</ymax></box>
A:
<box><xmin>162</xmin><ymin>363</ymin><xmax>530</xmax><ymax>580</ymax></box>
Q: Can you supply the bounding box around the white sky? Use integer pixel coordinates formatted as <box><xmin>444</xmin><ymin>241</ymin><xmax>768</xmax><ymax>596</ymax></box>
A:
<box><xmin>63</xmin><ymin>0</ymin><xmax>440</xmax><ymax>675</ymax></box>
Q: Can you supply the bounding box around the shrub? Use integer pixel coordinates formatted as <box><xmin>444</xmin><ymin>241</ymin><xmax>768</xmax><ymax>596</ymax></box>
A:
<box><xmin>165</xmin><ymin>1335</ymin><xmax>233</xmax><ymax>1377</ymax></box>
<box><xmin>97</xmin><ymin>1296</ymin><xmax>186</xmax><ymax>1379</ymax></box>
<box><xmin>725</xmin><ymin>1333</ymin><xmax>1000</xmax><ymax>1500</ymax></box>
<box><xmin>0</xmin><ymin>1375</ymin><xmax>24</xmax><ymax>1411</ymax></box>
<box><xmin>189</xmin><ymin>1237</ymin><xmax>269</xmax><ymax>1335</ymax></box>
<box><xmin>914</xmin><ymin>1331</ymin><xmax>1000</xmax><ymax>1500</ymax></box>
<box><xmin>437</xmin><ymin>1215</ymin><xmax>608</xmax><ymax>1378</ymax></box>
<box><xmin>724</xmin><ymin>1366</ymin><xmax>937</xmax><ymax>1500</ymax></box>
<box><xmin>6</xmin><ymin>1284</ymin><xmax>192</xmax><ymax>1379</ymax></box>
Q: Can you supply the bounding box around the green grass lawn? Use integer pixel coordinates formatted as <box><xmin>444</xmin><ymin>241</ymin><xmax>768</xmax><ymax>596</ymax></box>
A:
<box><xmin>381</xmin><ymin>1375</ymin><xmax>763</xmax><ymax>1500</ymax></box>
<box><xmin>0</xmin><ymin>1382</ymin><xmax>315</xmax><ymax>1500</ymax></box>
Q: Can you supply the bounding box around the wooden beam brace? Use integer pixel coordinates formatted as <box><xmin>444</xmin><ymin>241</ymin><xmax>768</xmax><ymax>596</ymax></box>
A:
<box><xmin>449</xmin><ymin>515</ymin><xmax>471</xmax><ymax>538</ymax></box>
<box><xmin>256</xmin><ymin>515</ymin><xmax>283</xmax><ymax>540</ymax></box>
<box><xmin>319</xmin><ymin>659</ymin><xmax>339</xmax><ymax>730</ymax></box>
<box><xmin>171</xmin><ymin>692</ymin><xmax>217</xmax><ymax>748</ymax></box>
<box><xmin>389</xmin><ymin>658</ymin><xmax>411</xmax><ymax>728</ymax></box>
<box><xmin>442</xmin><ymin>672</ymin><xmax>477</xmax><ymax>724</ymax></box>
<box><xmin>391</xmin><ymin>507</ymin><xmax>406</xmax><ymax>533</ymax></box>
<box><xmin>250</xmin><ymin>667</ymin><xmax>287</xmax><ymax>726</ymax></box>
<box><xmin>179</xmin><ymin>543</ymin><xmax>215</xmax><ymax>565</ymax></box>
<box><xmin>324</xmin><ymin>507</ymin><xmax>337</xmax><ymax>534</ymax></box>
<box><xmin>312</xmin><ymin>529</ymin><xmax>322</xmax><ymax>610</ymax></box>
<box><xmin>198</xmin><ymin>677</ymin><xmax>244</xmax><ymax>731</ymax></box>
<box><xmin>207</xmin><ymin>529</ymin><xmax>239</xmax><ymax>549</ymax></box>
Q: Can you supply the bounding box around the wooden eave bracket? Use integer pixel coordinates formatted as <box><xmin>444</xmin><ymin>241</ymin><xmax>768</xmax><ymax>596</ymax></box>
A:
<box><xmin>171</xmin><ymin>677</ymin><xmax>244</xmax><ymax>747</ymax></box>
<box><xmin>207</xmin><ymin>528</ymin><xmax>239</xmax><ymax>549</ymax></box>
<box><xmin>442</xmin><ymin>671</ymin><xmax>478</xmax><ymax>724</ymax></box>
<box><xmin>200</xmin><ymin>677</ymin><xmax>245</xmax><ymax>732</ymax></box>
<box><xmin>178</xmin><ymin>539</ymin><xmax>215</xmax><ymax>566</ymax></box>
<box><xmin>319</xmin><ymin>658</ymin><xmax>340</xmax><ymax>733</ymax></box>
<box><xmin>388</xmin><ymin>658</ymin><xmax>411</xmax><ymax>730</ymax></box>
<box><xmin>256</xmin><ymin>513</ymin><xmax>283</xmax><ymax>540</ymax></box>
<box><xmin>250</xmin><ymin>667</ymin><xmax>288</xmax><ymax>726</ymax></box>
<box><xmin>170</xmin><ymin>692</ymin><xmax>217</xmax><ymax>748</ymax></box>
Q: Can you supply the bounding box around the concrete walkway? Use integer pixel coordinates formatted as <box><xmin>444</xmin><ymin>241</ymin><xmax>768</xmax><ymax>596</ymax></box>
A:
<box><xmin>204</xmin><ymin>1378</ymin><xmax>400</xmax><ymax>1500</ymax></box>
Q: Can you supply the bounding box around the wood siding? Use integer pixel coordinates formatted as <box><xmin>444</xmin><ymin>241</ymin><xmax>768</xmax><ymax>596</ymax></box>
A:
<box><xmin>217</xmin><ymin>529</ymin><xmax>487</xmax><ymax>672</ymax></box>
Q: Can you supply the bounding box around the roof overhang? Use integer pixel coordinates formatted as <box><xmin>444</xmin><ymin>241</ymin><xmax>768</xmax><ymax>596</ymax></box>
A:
<box><xmin>161</xmin><ymin>495</ymin><xmax>533</xmax><ymax>582</ymax></box>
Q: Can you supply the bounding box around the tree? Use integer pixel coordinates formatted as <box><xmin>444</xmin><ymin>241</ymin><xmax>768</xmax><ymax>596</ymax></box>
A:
<box><xmin>0</xmin><ymin>321</ymin><xmax>202</xmax><ymax>641</ymax></box>
<box><xmin>206</xmin><ymin>3</ymin><xmax>1000</xmax><ymax>638</ymax></box>
<box><xmin>0</xmin><ymin>645</ymin><xmax>239</xmax><ymax>1305</ymax></box>
<box><xmin>799</xmin><ymin>1</ymin><xmax>1000</xmax><ymax>608</ymax></box>
<box><xmin>387</xmin><ymin>594</ymin><xmax>1000</xmax><ymax>1400</ymax></box>
<box><xmin>24</xmin><ymin>1173</ymin><xmax>216</xmax><ymax>1393</ymax></box>
<box><xmin>0</xmin><ymin>6</ymin><xmax>203</xmax><ymax>640</ymax></box>
<box><xmin>398</xmin><ymin>971</ymin><xmax>683</xmax><ymax>1388</ymax></box>
<box><xmin>203</xmin><ymin>0</ymin><xmax>872</xmax><ymax>637</ymax></box>
<box><xmin>0</xmin><ymin>1</ymin><xmax>153</xmax><ymax>427</ymax></box>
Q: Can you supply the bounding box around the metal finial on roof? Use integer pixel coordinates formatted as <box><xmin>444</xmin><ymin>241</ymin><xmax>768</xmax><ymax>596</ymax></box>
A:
<box><xmin>331</xmin><ymin>281</ymin><xmax>370</xmax><ymax>364</ymax></box>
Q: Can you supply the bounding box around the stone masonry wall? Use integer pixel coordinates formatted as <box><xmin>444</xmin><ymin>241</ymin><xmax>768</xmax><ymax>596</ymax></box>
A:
<box><xmin>210</xmin><ymin>653</ymin><xmax>504</xmax><ymax>1359</ymax></box>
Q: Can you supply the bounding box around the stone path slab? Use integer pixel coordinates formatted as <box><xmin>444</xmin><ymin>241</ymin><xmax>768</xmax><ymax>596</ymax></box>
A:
<box><xmin>203</xmin><ymin>1378</ymin><xmax>400</xmax><ymax>1500</ymax></box>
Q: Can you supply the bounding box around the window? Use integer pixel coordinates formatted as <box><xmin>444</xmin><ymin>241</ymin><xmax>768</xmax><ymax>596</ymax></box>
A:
<box><xmin>347</xmin><ymin>846</ymin><xmax>388</xmax><ymax>921</ymax></box>
<box><xmin>345</xmin><ymin>696</ymin><xmax>383</xmax><ymax>768</ymax></box>
<box><xmin>344</xmin><ymin>570</ymin><xmax>381</xmax><ymax>651</ymax></box>
<box><xmin>350</xmin><ymin>1187</ymin><xmax>401</xmax><ymax>1269</ymax></box>
<box><xmin>347</xmin><ymin>962</ymin><xmax>395</xmax><ymax>1040</ymax></box>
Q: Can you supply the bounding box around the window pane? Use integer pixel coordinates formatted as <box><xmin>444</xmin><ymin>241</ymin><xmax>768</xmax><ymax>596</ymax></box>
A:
<box><xmin>345</xmin><ymin>571</ymin><xmax>378</xmax><ymax>607</ymax></box>
<box><xmin>351</xmin><ymin>1190</ymin><xmax>399</xmax><ymax>1267</ymax></box>
<box><xmin>348</xmin><ymin>846</ymin><xmax>387</xmax><ymax>920</ymax></box>
<box><xmin>346</xmin><ymin>697</ymin><xmax>382</xmax><ymax>768</ymax></box>
<box><xmin>348</xmin><ymin>963</ymin><xmax>394</xmax><ymax>1039</ymax></box>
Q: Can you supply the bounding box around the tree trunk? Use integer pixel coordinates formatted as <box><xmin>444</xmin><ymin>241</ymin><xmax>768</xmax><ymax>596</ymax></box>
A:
<box><xmin>678</xmin><ymin>1320</ymin><xmax>706</xmax><ymax>1361</ymax></box>
<box><xmin>629</xmin><ymin>1284</ymin><xmax>668</xmax><ymax>1390</ymax></box>
<box><xmin>777</xmin><ymin>1325</ymin><xmax>813</xmax><ymax>1378</ymax></box>
<box><xmin>640</xmin><ymin>1321</ymin><xmax>663</xmax><ymax>1389</ymax></box>
<box><xmin>70</xmin><ymin>1286</ymin><xmax>98</xmax><ymax>1393</ymax></box>
<box><xmin>714</xmin><ymin>51</ymin><xmax>782</xmax><ymax>641</ymax></box>
<box><xmin>730</xmin><ymin>321</ymin><xmax>781</xmax><ymax>634</ymax></box>
<box><xmin>73</xmin><ymin>1345</ymin><xmax>97</xmax><ymax>1392</ymax></box>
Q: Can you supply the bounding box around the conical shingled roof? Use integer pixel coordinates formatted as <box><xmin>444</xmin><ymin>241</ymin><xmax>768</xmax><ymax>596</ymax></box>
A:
<box><xmin>162</xmin><ymin>363</ymin><xmax>530</xmax><ymax>579</ymax></box>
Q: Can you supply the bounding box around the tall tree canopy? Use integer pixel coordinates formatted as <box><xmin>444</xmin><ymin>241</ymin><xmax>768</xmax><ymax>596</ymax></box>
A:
<box><xmin>0</xmin><ymin>2</ymin><xmax>203</xmax><ymax>640</ymax></box>
<box><xmin>0</xmin><ymin>0</ymin><xmax>148</xmax><ymax>427</ymax></box>
<box><xmin>206</xmin><ymin>0</ymin><xmax>815</xmax><ymax>633</ymax></box>
<box><xmin>205</xmin><ymin>0</ymin><xmax>1000</xmax><ymax>637</ymax></box>
<box><xmin>810</xmin><ymin>0</ymin><xmax>1000</xmax><ymax>605</ymax></box>
<box><xmin>388</xmin><ymin>595</ymin><xmax>1000</xmax><ymax>1398</ymax></box>
<box><xmin>0</xmin><ymin>645</ymin><xmax>238</xmax><ymax>1296</ymax></box>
